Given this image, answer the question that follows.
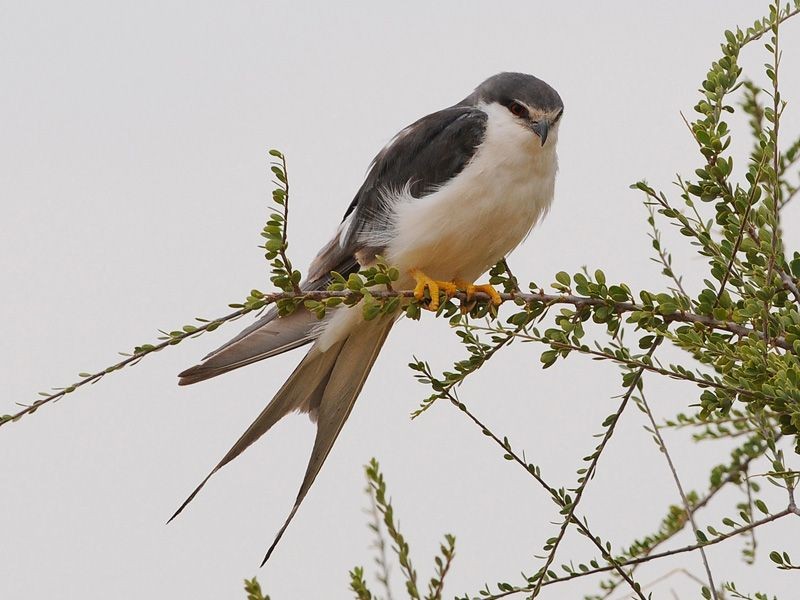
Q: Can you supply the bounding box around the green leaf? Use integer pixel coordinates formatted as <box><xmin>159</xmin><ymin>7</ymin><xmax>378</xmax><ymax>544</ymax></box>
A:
<box><xmin>754</xmin><ymin>499</ymin><xmax>769</xmax><ymax>514</ymax></box>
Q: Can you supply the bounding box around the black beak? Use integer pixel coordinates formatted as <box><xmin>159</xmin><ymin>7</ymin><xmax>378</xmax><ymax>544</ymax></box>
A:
<box><xmin>531</xmin><ymin>119</ymin><xmax>549</xmax><ymax>146</ymax></box>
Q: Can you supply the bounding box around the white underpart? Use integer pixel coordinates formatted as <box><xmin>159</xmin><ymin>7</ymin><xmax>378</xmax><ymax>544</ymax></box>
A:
<box><xmin>319</xmin><ymin>101</ymin><xmax>559</xmax><ymax>350</ymax></box>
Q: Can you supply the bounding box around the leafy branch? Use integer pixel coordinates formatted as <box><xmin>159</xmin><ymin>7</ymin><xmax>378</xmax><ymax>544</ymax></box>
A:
<box><xmin>9</xmin><ymin>280</ymin><xmax>799</xmax><ymax>427</ymax></box>
<box><xmin>348</xmin><ymin>459</ymin><xmax>457</xmax><ymax>600</ymax></box>
<box><xmin>481</xmin><ymin>506</ymin><xmax>795</xmax><ymax>599</ymax></box>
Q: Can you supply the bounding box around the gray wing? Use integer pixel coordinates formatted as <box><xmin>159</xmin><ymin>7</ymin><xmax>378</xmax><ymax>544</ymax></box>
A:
<box><xmin>308</xmin><ymin>105</ymin><xmax>488</xmax><ymax>281</ymax></box>
<box><xmin>179</xmin><ymin>105</ymin><xmax>486</xmax><ymax>384</ymax></box>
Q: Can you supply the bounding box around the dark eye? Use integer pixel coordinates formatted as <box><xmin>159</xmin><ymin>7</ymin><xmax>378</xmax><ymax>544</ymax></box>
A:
<box><xmin>508</xmin><ymin>101</ymin><xmax>528</xmax><ymax>117</ymax></box>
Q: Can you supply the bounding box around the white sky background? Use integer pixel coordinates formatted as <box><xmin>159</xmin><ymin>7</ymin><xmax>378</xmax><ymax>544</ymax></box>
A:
<box><xmin>3</xmin><ymin>2</ymin><xmax>800</xmax><ymax>598</ymax></box>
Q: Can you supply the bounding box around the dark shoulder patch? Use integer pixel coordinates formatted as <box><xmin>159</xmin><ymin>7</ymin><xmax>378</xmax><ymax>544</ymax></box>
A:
<box><xmin>339</xmin><ymin>107</ymin><xmax>487</xmax><ymax>249</ymax></box>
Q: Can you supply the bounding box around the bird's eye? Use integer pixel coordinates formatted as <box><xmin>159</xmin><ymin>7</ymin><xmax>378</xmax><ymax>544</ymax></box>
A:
<box><xmin>508</xmin><ymin>101</ymin><xmax>528</xmax><ymax>117</ymax></box>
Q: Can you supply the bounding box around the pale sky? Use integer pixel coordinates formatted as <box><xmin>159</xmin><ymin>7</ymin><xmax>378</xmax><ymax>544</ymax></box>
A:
<box><xmin>3</xmin><ymin>2</ymin><xmax>800</xmax><ymax>599</ymax></box>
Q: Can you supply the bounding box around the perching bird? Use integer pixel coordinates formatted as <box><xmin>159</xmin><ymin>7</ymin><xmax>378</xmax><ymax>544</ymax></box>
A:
<box><xmin>173</xmin><ymin>72</ymin><xmax>564</xmax><ymax>564</ymax></box>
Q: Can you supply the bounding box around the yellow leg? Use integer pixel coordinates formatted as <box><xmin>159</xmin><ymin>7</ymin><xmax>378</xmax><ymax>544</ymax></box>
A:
<box><xmin>454</xmin><ymin>279</ymin><xmax>502</xmax><ymax>306</ymax></box>
<box><xmin>411</xmin><ymin>269</ymin><xmax>458</xmax><ymax>310</ymax></box>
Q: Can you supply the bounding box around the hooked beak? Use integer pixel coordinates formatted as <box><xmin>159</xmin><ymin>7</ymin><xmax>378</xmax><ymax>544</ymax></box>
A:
<box><xmin>531</xmin><ymin>119</ymin><xmax>550</xmax><ymax>146</ymax></box>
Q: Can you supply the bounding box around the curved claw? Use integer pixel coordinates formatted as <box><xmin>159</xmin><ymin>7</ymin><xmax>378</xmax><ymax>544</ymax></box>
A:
<box><xmin>411</xmin><ymin>269</ymin><xmax>457</xmax><ymax>310</ymax></box>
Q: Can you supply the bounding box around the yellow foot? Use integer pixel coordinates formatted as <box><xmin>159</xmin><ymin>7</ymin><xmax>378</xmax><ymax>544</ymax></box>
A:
<box><xmin>411</xmin><ymin>269</ymin><xmax>458</xmax><ymax>310</ymax></box>
<box><xmin>455</xmin><ymin>280</ymin><xmax>503</xmax><ymax>306</ymax></box>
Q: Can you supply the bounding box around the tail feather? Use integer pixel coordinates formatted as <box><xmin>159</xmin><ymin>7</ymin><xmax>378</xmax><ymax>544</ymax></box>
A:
<box><xmin>261</xmin><ymin>315</ymin><xmax>394</xmax><ymax>565</ymax></box>
<box><xmin>169</xmin><ymin>314</ymin><xmax>395</xmax><ymax>567</ymax></box>
<box><xmin>168</xmin><ymin>337</ymin><xmax>346</xmax><ymax>523</ymax></box>
<box><xmin>178</xmin><ymin>309</ymin><xmax>320</xmax><ymax>385</ymax></box>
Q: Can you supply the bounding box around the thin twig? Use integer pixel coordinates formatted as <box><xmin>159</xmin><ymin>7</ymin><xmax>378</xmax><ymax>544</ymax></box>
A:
<box><xmin>598</xmin><ymin>434</ymin><xmax>775</xmax><ymax>599</ymax></box>
<box><xmin>635</xmin><ymin>338</ymin><xmax>718</xmax><ymax>599</ymax></box>
<box><xmin>530</xmin><ymin>340</ymin><xmax>660</xmax><ymax>598</ymax></box>
<box><xmin>610</xmin><ymin>568</ymin><xmax>706</xmax><ymax>600</ymax></box>
<box><xmin>788</xmin><ymin>480</ymin><xmax>800</xmax><ymax>516</ymax></box>
<box><xmin>781</xmin><ymin>272</ymin><xmax>800</xmax><ymax>305</ymax></box>
<box><xmin>661</xmin><ymin>414</ymin><xmax>753</xmax><ymax>431</ymax></box>
<box><xmin>367</xmin><ymin>484</ymin><xmax>394</xmax><ymax>600</ymax></box>
<box><xmin>480</xmin><ymin>509</ymin><xmax>794</xmax><ymax>599</ymax></box>
<box><xmin>446</xmin><ymin>394</ymin><xmax>644</xmax><ymax>598</ymax></box>
<box><xmin>646</xmin><ymin>203</ymin><xmax>690</xmax><ymax>301</ymax></box>
<box><xmin>427</xmin><ymin>538</ymin><xmax>455</xmax><ymax>600</ymax></box>
<box><xmin>744</xmin><ymin>465</ymin><xmax>758</xmax><ymax>563</ymax></box>
<box><xmin>714</xmin><ymin>151</ymin><xmax>770</xmax><ymax>307</ymax></box>
<box><xmin>272</xmin><ymin>153</ymin><xmax>301</xmax><ymax>294</ymax></box>
<box><xmin>2</xmin><ymin>306</ymin><xmax>251</xmax><ymax>425</ymax></box>
<box><xmin>464</xmin><ymin>325</ymin><xmax>780</xmax><ymax>406</ymax></box>
<box><xmin>499</xmin><ymin>258</ymin><xmax>521</xmax><ymax>294</ymax></box>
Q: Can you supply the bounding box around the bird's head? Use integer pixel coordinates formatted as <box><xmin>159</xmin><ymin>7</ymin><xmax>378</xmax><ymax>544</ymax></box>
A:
<box><xmin>462</xmin><ymin>72</ymin><xmax>564</xmax><ymax>147</ymax></box>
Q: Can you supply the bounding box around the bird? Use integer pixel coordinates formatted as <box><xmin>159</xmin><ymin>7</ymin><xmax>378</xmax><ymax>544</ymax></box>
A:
<box><xmin>172</xmin><ymin>71</ymin><xmax>564</xmax><ymax>565</ymax></box>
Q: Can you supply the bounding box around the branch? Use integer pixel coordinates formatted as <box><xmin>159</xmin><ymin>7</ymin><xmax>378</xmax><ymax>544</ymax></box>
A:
<box><xmin>591</xmin><ymin>434</ymin><xmax>779</xmax><ymax>599</ymax></box>
<box><xmin>463</xmin><ymin>325</ymin><xmax>781</xmax><ymax>407</ymax></box>
<box><xmin>550</xmin><ymin>508</ymin><xmax>793</xmax><ymax>587</ymax></box>
<box><xmin>713</xmin><ymin>151</ymin><xmax>770</xmax><ymax>308</ymax></box>
<box><xmin>646</xmin><ymin>203</ymin><xmax>690</xmax><ymax>301</ymax></box>
<box><xmin>445</xmin><ymin>394</ymin><xmax>644</xmax><ymax>599</ymax></box>
<box><xmin>2</xmin><ymin>306</ymin><xmax>252</xmax><ymax>425</ymax></box>
<box><xmin>529</xmin><ymin>341</ymin><xmax>660</xmax><ymax>598</ymax></box>
<box><xmin>272</xmin><ymin>151</ymin><xmax>301</xmax><ymax>294</ymax></box>
<box><xmin>634</xmin><ymin>340</ymin><xmax>718</xmax><ymax>598</ymax></box>
<box><xmin>366</xmin><ymin>479</ymin><xmax>395</xmax><ymax>600</ymax></box>
<box><xmin>263</xmin><ymin>150</ymin><xmax>302</xmax><ymax>295</ymax></box>
<box><xmin>5</xmin><ymin>287</ymin><xmax>795</xmax><ymax>427</ymax></box>
<box><xmin>479</xmin><ymin>508</ymin><xmax>795</xmax><ymax>599</ymax></box>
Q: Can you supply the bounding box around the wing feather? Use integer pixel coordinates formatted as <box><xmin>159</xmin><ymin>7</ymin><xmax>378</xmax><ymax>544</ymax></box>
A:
<box><xmin>337</xmin><ymin>106</ymin><xmax>488</xmax><ymax>260</ymax></box>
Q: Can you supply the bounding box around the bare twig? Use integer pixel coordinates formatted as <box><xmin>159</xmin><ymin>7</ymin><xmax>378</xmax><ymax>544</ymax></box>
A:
<box><xmin>635</xmin><ymin>339</ymin><xmax>718</xmax><ymax>598</ymax></box>
<box><xmin>598</xmin><ymin>434</ymin><xmax>776</xmax><ymax>599</ymax></box>
<box><xmin>744</xmin><ymin>465</ymin><xmax>758</xmax><ymax>563</ymax></box>
<box><xmin>781</xmin><ymin>271</ymin><xmax>800</xmax><ymax>305</ymax></box>
<box><xmin>788</xmin><ymin>481</ymin><xmax>800</xmax><ymax>516</ymax></box>
<box><xmin>646</xmin><ymin>203</ymin><xmax>690</xmax><ymax>301</ymax></box>
<box><xmin>498</xmin><ymin>258</ymin><xmax>521</xmax><ymax>294</ymax></box>
<box><xmin>610</xmin><ymin>568</ymin><xmax>706</xmax><ymax>600</ymax></box>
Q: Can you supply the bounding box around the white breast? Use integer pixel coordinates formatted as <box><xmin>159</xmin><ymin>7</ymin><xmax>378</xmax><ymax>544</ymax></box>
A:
<box><xmin>318</xmin><ymin>103</ymin><xmax>559</xmax><ymax>350</ymax></box>
<box><xmin>382</xmin><ymin>102</ymin><xmax>558</xmax><ymax>285</ymax></box>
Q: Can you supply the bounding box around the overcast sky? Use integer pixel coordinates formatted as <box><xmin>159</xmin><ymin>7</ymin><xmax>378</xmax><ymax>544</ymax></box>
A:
<box><xmin>3</xmin><ymin>2</ymin><xmax>800</xmax><ymax>599</ymax></box>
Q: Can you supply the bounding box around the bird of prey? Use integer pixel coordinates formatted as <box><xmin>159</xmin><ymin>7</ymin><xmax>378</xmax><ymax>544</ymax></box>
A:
<box><xmin>172</xmin><ymin>72</ymin><xmax>564</xmax><ymax>564</ymax></box>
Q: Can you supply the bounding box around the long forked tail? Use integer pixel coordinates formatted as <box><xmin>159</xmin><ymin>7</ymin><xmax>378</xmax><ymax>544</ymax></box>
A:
<box><xmin>169</xmin><ymin>315</ymin><xmax>395</xmax><ymax>565</ymax></box>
